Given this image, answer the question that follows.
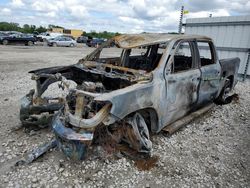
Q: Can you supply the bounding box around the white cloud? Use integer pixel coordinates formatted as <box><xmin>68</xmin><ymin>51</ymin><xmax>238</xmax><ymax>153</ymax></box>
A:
<box><xmin>68</xmin><ymin>5</ymin><xmax>89</xmax><ymax>19</ymax></box>
<box><xmin>31</xmin><ymin>1</ymin><xmax>60</xmax><ymax>12</ymax></box>
<box><xmin>11</xmin><ymin>0</ymin><xmax>24</xmax><ymax>8</ymax></box>
<box><xmin>119</xmin><ymin>16</ymin><xmax>144</xmax><ymax>25</ymax></box>
<box><xmin>1</xmin><ymin>0</ymin><xmax>249</xmax><ymax>33</ymax></box>
<box><xmin>46</xmin><ymin>11</ymin><xmax>56</xmax><ymax>18</ymax></box>
<box><xmin>1</xmin><ymin>8</ymin><xmax>12</xmax><ymax>15</ymax></box>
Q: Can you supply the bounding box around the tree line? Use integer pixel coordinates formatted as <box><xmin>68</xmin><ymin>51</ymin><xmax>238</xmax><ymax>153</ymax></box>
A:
<box><xmin>0</xmin><ymin>22</ymin><xmax>120</xmax><ymax>39</ymax></box>
<box><xmin>0</xmin><ymin>22</ymin><xmax>48</xmax><ymax>33</ymax></box>
<box><xmin>84</xmin><ymin>30</ymin><xmax>120</xmax><ymax>39</ymax></box>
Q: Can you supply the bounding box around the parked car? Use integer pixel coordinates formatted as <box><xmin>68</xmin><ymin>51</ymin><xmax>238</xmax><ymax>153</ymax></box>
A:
<box><xmin>36</xmin><ymin>32</ymin><xmax>63</xmax><ymax>42</ymax></box>
<box><xmin>20</xmin><ymin>34</ymin><xmax>239</xmax><ymax>160</ymax></box>
<box><xmin>0</xmin><ymin>32</ymin><xmax>9</xmax><ymax>39</ymax></box>
<box><xmin>76</xmin><ymin>36</ymin><xmax>88</xmax><ymax>43</ymax></box>
<box><xmin>61</xmin><ymin>35</ymin><xmax>75</xmax><ymax>40</ymax></box>
<box><xmin>4</xmin><ymin>31</ymin><xmax>23</xmax><ymax>35</ymax></box>
<box><xmin>86</xmin><ymin>38</ymin><xmax>105</xmax><ymax>47</ymax></box>
<box><xmin>0</xmin><ymin>33</ymin><xmax>36</xmax><ymax>46</ymax></box>
<box><xmin>47</xmin><ymin>36</ymin><xmax>77</xmax><ymax>47</ymax></box>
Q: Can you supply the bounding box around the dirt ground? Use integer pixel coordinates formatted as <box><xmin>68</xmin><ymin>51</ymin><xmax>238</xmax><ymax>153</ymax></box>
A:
<box><xmin>0</xmin><ymin>45</ymin><xmax>249</xmax><ymax>188</ymax></box>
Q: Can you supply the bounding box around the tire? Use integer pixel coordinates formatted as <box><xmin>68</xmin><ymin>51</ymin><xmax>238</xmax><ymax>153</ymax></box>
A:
<box><xmin>215</xmin><ymin>78</ymin><xmax>232</xmax><ymax>104</ymax></box>
<box><xmin>52</xmin><ymin>43</ymin><xmax>57</xmax><ymax>47</ymax></box>
<box><xmin>123</xmin><ymin>113</ymin><xmax>152</xmax><ymax>153</ymax></box>
<box><xmin>27</xmin><ymin>41</ymin><xmax>34</xmax><ymax>46</ymax></box>
<box><xmin>69</xmin><ymin>43</ymin><xmax>74</xmax><ymax>47</ymax></box>
<box><xmin>3</xmin><ymin>39</ymin><xmax>8</xmax><ymax>45</ymax></box>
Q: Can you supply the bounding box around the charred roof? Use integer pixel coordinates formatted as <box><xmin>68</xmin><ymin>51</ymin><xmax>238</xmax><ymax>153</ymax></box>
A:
<box><xmin>113</xmin><ymin>33</ymin><xmax>212</xmax><ymax>49</ymax></box>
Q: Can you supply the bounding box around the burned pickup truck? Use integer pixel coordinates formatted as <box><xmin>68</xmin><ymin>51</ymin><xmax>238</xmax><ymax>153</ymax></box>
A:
<box><xmin>20</xmin><ymin>34</ymin><xmax>239</xmax><ymax>160</ymax></box>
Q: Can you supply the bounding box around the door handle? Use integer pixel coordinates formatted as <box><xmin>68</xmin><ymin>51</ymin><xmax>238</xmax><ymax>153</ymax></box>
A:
<box><xmin>192</xmin><ymin>77</ymin><xmax>200</xmax><ymax>81</ymax></box>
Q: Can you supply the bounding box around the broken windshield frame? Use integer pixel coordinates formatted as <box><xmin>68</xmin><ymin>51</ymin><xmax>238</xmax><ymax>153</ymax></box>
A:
<box><xmin>78</xmin><ymin>39</ymin><xmax>169</xmax><ymax>73</ymax></box>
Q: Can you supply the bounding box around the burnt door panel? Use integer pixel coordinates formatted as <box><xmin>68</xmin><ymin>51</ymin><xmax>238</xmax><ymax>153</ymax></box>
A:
<box><xmin>166</xmin><ymin>69</ymin><xmax>201</xmax><ymax>124</ymax></box>
<box><xmin>196</xmin><ymin>41</ymin><xmax>221</xmax><ymax>106</ymax></box>
<box><xmin>198</xmin><ymin>64</ymin><xmax>221</xmax><ymax>105</ymax></box>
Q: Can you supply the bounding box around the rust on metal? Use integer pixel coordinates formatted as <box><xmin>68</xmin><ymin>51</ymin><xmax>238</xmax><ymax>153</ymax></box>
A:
<box><xmin>75</xmin><ymin>94</ymin><xmax>84</xmax><ymax>117</ymax></box>
<box><xmin>20</xmin><ymin>33</ymin><xmax>240</xmax><ymax>160</ymax></box>
<box><xmin>113</xmin><ymin>33</ymin><xmax>212</xmax><ymax>49</ymax></box>
<box><xmin>66</xmin><ymin>103</ymin><xmax>112</xmax><ymax>129</ymax></box>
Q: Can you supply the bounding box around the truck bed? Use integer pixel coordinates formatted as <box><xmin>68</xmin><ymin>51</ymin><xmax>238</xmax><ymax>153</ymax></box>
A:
<box><xmin>219</xmin><ymin>57</ymin><xmax>240</xmax><ymax>87</ymax></box>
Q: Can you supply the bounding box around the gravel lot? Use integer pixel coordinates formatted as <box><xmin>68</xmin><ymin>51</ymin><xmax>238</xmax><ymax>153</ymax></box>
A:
<box><xmin>0</xmin><ymin>45</ymin><xmax>249</xmax><ymax>188</ymax></box>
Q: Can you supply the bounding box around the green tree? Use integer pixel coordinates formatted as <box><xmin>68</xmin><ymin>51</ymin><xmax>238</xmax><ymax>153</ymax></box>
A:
<box><xmin>21</xmin><ymin>24</ymin><xmax>36</xmax><ymax>33</ymax></box>
<box><xmin>35</xmin><ymin>26</ymin><xmax>47</xmax><ymax>33</ymax></box>
<box><xmin>0</xmin><ymin>22</ymin><xmax>48</xmax><ymax>34</ymax></box>
<box><xmin>84</xmin><ymin>31</ymin><xmax>120</xmax><ymax>39</ymax></box>
<box><xmin>0</xmin><ymin>22</ymin><xmax>20</xmax><ymax>31</ymax></box>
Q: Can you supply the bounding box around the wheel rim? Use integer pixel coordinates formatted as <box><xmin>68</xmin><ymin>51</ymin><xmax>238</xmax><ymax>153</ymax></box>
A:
<box><xmin>124</xmin><ymin>113</ymin><xmax>152</xmax><ymax>153</ymax></box>
<box><xmin>3</xmin><ymin>40</ymin><xmax>8</xmax><ymax>45</ymax></box>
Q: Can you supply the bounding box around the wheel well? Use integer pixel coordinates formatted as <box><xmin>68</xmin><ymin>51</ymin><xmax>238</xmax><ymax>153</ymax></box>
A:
<box><xmin>227</xmin><ymin>75</ymin><xmax>234</xmax><ymax>89</ymax></box>
<box><xmin>136</xmin><ymin>108</ymin><xmax>159</xmax><ymax>133</ymax></box>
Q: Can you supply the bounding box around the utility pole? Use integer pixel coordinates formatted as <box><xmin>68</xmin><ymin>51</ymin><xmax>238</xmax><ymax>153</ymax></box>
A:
<box><xmin>178</xmin><ymin>6</ymin><xmax>184</xmax><ymax>34</ymax></box>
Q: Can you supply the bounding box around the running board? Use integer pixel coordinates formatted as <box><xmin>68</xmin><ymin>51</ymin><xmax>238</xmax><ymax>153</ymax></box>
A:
<box><xmin>163</xmin><ymin>104</ymin><xmax>215</xmax><ymax>135</ymax></box>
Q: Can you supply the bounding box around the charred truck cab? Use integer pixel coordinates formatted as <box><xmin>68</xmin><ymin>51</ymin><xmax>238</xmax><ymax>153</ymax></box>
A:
<box><xmin>20</xmin><ymin>34</ymin><xmax>240</xmax><ymax>160</ymax></box>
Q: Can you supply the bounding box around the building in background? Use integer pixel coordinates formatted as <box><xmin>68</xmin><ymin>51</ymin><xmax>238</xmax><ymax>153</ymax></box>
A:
<box><xmin>63</xmin><ymin>29</ymin><xmax>83</xmax><ymax>38</ymax></box>
<box><xmin>48</xmin><ymin>28</ymin><xmax>83</xmax><ymax>38</ymax></box>
<box><xmin>183</xmin><ymin>15</ymin><xmax>250</xmax><ymax>80</ymax></box>
<box><xmin>49</xmin><ymin>27</ymin><xmax>64</xmax><ymax>34</ymax></box>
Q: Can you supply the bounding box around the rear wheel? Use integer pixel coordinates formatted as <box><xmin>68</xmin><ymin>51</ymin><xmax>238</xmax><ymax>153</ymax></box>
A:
<box><xmin>52</xmin><ymin>42</ymin><xmax>57</xmax><ymax>47</ymax></box>
<box><xmin>3</xmin><ymin>39</ymin><xmax>8</xmax><ymax>45</ymax></box>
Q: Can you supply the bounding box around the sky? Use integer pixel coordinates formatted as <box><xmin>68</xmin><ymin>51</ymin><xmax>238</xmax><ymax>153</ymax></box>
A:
<box><xmin>0</xmin><ymin>0</ymin><xmax>250</xmax><ymax>33</ymax></box>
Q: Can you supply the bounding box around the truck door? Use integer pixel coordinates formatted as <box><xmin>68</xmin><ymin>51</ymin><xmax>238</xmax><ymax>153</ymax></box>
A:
<box><xmin>195</xmin><ymin>41</ymin><xmax>221</xmax><ymax>106</ymax></box>
<box><xmin>165</xmin><ymin>40</ymin><xmax>201</xmax><ymax>124</ymax></box>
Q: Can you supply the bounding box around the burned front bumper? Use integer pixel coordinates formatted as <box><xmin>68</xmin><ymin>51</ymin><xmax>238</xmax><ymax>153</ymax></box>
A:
<box><xmin>20</xmin><ymin>90</ymin><xmax>63</xmax><ymax>128</ymax></box>
<box><xmin>52</xmin><ymin>113</ymin><xmax>94</xmax><ymax>160</ymax></box>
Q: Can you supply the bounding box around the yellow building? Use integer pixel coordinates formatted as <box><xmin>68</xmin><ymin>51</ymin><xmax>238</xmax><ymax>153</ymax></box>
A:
<box><xmin>49</xmin><ymin>28</ymin><xmax>83</xmax><ymax>38</ymax></box>
<box><xmin>50</xmin><ymin>27</ymin><xmax>64</xmax><ymax>34</ymax></box>
<box><xmin>63</xmin><ymin>29</ymin><xmax>83</xmax><ymax>38</ymax></box>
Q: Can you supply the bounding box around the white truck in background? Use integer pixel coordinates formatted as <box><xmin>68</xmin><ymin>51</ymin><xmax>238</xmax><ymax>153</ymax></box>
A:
<box><xmin>36</xmin><ymin>32</ymin><xmax>63</xmax><ymax>42</ymax></box>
